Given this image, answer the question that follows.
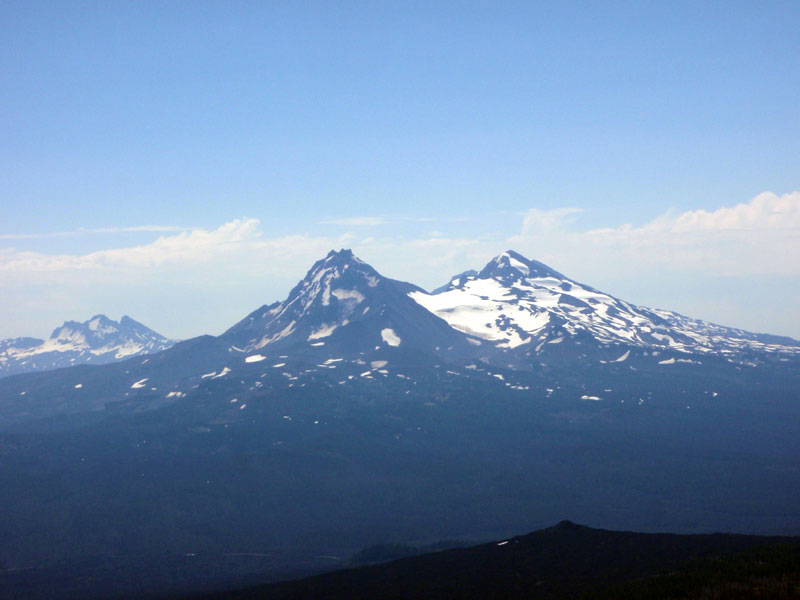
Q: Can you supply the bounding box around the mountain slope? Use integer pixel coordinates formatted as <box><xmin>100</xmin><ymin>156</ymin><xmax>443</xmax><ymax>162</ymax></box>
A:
<box><xmin>411</xmin><ymin>250</ymin><xmax>800</xmax><ymax>362</ymax></box>
<box><xmin>0</xmin><ymin>315</ymin><xmax>177</xmax><ymax>378</ymax></box>
<box><xmin>223</xmin><ymin>248</ymin><xmax>481</xmax><ymax>360</ymax></box>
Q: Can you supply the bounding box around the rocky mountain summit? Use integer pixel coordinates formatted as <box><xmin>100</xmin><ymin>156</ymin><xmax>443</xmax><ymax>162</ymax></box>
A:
<box><xmin>0</xmin><ymin>314</ymin><xmax>176</xmax><ymax>378</ymax></box>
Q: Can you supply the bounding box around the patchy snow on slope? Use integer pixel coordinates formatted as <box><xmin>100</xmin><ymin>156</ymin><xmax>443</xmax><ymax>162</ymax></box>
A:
<box><xmin>613</xmin><ymin>350</ymin><xmax>630</xmax><ymax>362</ymax></box>
<box><xmin>409</xmin><ymin>278</ymin><xmax>548</xmax><ymax>348</ymax></box>
<box><xmin>411</xmin><ymin>251</ymin><xmax>800</xmax><ymax>359</ymax></box>
<box><xmin>381</xmin><ymin>328</ymin><xmax>401</xmax><ymax>346</ymax></box>
<box><xmin>256</xmin><ymin>320</ymin><xmax>296</xmax><ymax>348</ymax></box>
<box><xmin>308</xmin><ymin>322</ymin><xmax>342</xmax><ymax>341</ymax></box>
<box><xmin>331</xmin><ymin>288</ymin><xmax>365</xmax><ymax>303</ymax></box>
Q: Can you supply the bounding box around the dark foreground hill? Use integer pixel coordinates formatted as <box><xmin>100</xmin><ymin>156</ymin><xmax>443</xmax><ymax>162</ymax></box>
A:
<box><xmin>181</xmin><ymin>521</ymin><xmax>800</xmax><ymax>600</ymax></box>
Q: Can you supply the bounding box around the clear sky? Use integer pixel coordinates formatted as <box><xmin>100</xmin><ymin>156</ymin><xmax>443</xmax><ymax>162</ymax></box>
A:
<box><xmin>1</xmin><ymin>1</ymin><xmax>799</xmax><ymax>340</ymax></box>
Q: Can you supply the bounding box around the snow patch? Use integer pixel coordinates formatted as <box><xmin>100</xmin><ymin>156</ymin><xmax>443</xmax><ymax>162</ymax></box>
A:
<box><xmin>256</xmin><ymin>320</ymin><xmax>296</xmax><ymax>348</ymax></box>
<box><xmin>131</xmin><ymin>378</ymin><xmax>149</xmax><ymax>389</ymax></box>
<box><xmin>245</xmin><ymin>354</ymin><xmax>266</xmax><ymax>363</ymax></box>
<box><xmin>332</xmin><ymin>288</ymin><xmax>365</xmax><ymax>303</ymax></box>
<box><xmin>381</xmin><ymin>328</ymin><xmax>401</xmax><ymax>346</ymax></box>
<box><xmin>309</xmin><ymin>322</ymin><xmax>342</xmax><ymax>341</ymax></box>
<box><xmin>212</xmin><ymin>367</ymin><xmax>231</xmax><ymax>378</ymax></box>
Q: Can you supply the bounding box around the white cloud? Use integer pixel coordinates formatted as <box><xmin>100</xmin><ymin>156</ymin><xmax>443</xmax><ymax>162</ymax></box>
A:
<box><xmin>588</xmin><ymin>191</ymin><xmax>800</xmax><ymax>237</ymax></box>
<box><xmin>0</xmin><ymin>219</ymin><xmax>262</xmax><ymax>272</ymax></box>
<box><xmin>509</xmin><ymin>192</ymin><xmax>800</xmax><ymax>278</ymax></box>
<box><xmin>318</xmin><ymin>217</ymin><xmax>388</xmax><ymax>226</ymax></box>
<box><xmin>0</xmin><ymin>225</ymin><xmax>187</xmax><ymax>240</ymax></box>
<box><xmin>671</xmin><ymin>191</ymin><xmax>800</xmax><ymax>232</ymax></box>
<box><xmin>521</xmin><ymin>207</ymin><xmax>583</xmax><ymax>234</ymax></box>
<box><xmin>4</xmin><ymin>193</ymin><xmax>796</xmax><ymax>281</ymax></box>
<box><xmin>1</xmin><ymin>192</ymin><xmax>797</xmax><ymax>340</ymax></box>
<box><xmin>318</xmin><ymin>216</ymin><xmax>437</xmax><ymax>226</ymax></box>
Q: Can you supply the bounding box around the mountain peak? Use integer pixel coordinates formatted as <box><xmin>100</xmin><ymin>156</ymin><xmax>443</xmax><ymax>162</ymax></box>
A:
<box><xmin>1</xmin><ymin>315</ymin><xmax>176</xmax><ymax>378</ymax></box>
<box><xmin>326</xmin><ymin>248</ymin><xmax>356</xmax><ymax>260</ymax></box>
<box><xmin>319</xmin><ymin>248</ymin><xmax>365</xmax><ymax>269</ymax></box>
<box><xmin>47</xmin><ymin>314</ymin><xmax>172</xmax><ymax>347</ymax></box>
<box><xmin>301</xmin><ymin>249</ymin><xmax>379</xmax><ymax>291</ymax></box>
<box><xmin>479</xmin><ymin>251</ymin><xmax>565</xmax><ymax>281</ymax></box>
<box><xmin>223</xmin><ymin>249</ymin><xmax>472</xmax><ymax>356</ymax></box>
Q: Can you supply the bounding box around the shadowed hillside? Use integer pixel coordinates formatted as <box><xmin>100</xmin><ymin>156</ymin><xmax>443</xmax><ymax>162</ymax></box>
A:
<box><xmin>181</xmin><ymin>521</ymin><xmax>800</xmax><ymax>600</ymax></box>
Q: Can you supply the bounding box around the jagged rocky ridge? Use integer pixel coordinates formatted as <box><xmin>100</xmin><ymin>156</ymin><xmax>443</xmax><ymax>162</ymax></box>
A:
<box><xmin>0</xmin><ymin>314</ymin><xmax>176</xmax><ymax>378</ymax></box>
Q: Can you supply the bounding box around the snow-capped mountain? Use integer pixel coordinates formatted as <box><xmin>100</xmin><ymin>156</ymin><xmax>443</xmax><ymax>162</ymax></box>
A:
<box><xmin>223</xmin><ymin>248</ymin><xmax>479</xmax><ymax>359</ymax></box>
<box><xmin>0</xmin><ymin>315</ymin><xmax>177</xmax><ymax>378</ymax></box>
<box><xmin>411</xmin><ymin>250</ymin><xmax>800</xmax><ymax>360</ymax></box>
<box><xmin>1</xmin><ymin>248</ymin><xmax>799</xmax><ymax>428</ymax></box>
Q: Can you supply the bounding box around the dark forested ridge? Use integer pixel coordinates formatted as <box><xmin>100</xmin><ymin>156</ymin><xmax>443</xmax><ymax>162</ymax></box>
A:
<box><xmin>176</xmin><ymin>521</ymin><xmax>800</xmax><ymax>600</ymax></box>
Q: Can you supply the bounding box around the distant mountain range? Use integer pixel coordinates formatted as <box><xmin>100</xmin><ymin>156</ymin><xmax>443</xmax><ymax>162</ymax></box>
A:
<box><xmin>0</xmin><ymin>315</ymin><xmax>176</xmax><ymax>378</ymax></box>
<box><xmin>0</xmin><ymin>250</ymin><xmax>798</xmax><ymax>600</ymax></box>
<box><xmin>3</xmin><ymin>249</ymin><xmax>797</xmax><ymax>383</ymax></box>
<box><xmin>1</xmin><ymin>249</ymin><xmax>798</xmax><ymax>425</ymax></box>
<box><xmin>221</xmin><ymin>247</ymin><xmax>800</xmax><ymax>364</ymax></box>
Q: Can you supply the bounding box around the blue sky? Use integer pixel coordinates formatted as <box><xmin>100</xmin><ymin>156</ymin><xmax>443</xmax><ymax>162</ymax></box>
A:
<box><xmin>1</xmin><ymin>2</ymin><xmax>799</xmax><ymax>339</ymax></box>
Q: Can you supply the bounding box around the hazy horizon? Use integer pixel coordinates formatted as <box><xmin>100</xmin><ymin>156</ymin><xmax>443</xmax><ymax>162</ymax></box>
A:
<box><xmin>2</xmin><ymin>3</ymin><xmax>798</xmax><ymax>340</ymax></box>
